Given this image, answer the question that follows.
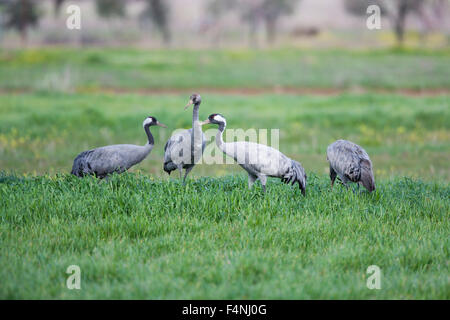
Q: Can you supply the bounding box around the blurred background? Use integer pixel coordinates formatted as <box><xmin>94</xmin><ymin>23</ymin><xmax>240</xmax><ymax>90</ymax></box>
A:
<box><xmin>0</xmin><ymin>0</ymin><xmax>449</xmax><ymax>181</ymax></box>
<box><xmin>0</xmin><ymin>0</ymin><xmax>449</xmax><ymax>48</ymax></box>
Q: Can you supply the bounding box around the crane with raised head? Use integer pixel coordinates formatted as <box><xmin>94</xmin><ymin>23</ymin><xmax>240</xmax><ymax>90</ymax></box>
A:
<box><xmin>163</xmin><ymin>94</ymin><xmax>206</xmax><ymax>184</ymax></box>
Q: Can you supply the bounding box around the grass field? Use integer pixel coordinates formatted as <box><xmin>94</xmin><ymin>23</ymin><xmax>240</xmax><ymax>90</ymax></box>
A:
<box><xmin>0</xmin><ymin>47</ymin><xmax>449</xmax><ymax>299</ymax></box>
<box><xmin>0</xmin><ymin>48</ymin><xmax>449</xmax><ymax>91</ymax></box>
<box><xmin>0</xmin><ymin>173</ymin><xmax>448</xmax><ymax>299</ymax></box>
<box><xmin>0</xmin><ymin>92</ymin><xmax>448</xmax><ymax>180</ymax></box>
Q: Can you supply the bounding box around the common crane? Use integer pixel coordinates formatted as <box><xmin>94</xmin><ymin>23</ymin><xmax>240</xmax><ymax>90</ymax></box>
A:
<box><xmin>201</xmin><ymin>113</ymin><xmax>307</xmax><ymax>195</ymax></box>
<box><xmin>326</xmin><ymin>139</ymin><xmax>375</xmax><ymax>192</ymax></box>
<box><xmin>163</xmin><ymin>94</ymin><xmax>206</xmax><ymax>183</ymax></box>
<box><xmin>71</xmin><ymin>116</ymin><xmax>167</xmax><ymax>178</ymax></box>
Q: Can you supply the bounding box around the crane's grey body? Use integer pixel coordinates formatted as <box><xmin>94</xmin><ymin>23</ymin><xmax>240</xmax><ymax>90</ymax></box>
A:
<box><xmin>206</xmin><ymin>114</ymin><xmax>306</xmax><ymax>195</ymax></box>
<box><xmin>163</xmin><ymin>127</ymin><xmax>206</xmax><ymax>175</ymax></box>
<box><xmin>163</xmin><ymin>94</ymin><xmax>205</xmax><ymax>183</ymax></box>
<box><xmin>71</xmin><ymin>116</ymin><xmax>165</xmax><ymax>178</ymax></box>
<box><xmin>71</xmin><ymin>143</ymin><xmax>153</xmax><ymax>178</ymax></box>
<box><xmin>326</xmin><ymin>139</ymin><xmax>375</xmax><ymax>192</ymax></box>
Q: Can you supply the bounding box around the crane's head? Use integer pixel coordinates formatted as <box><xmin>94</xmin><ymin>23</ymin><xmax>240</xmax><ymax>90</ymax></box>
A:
<box><xmin>200</xmin><ymin>113</ymin><xmax>226</xmax><ymax>127</ymax></box>
<box><xmin>360</xmin><ymin>159</ymin><xmax>375</xmax><ymax>192</ymax></box>
<box><xmin>184</xmin><ymin>93</ymin><xmax>202</xmax><ymax>110</ymax></box>
<box><xmin>143</xmin><ymin>116</ymin><xmax>167</xmax><ymax>128</ymax></box>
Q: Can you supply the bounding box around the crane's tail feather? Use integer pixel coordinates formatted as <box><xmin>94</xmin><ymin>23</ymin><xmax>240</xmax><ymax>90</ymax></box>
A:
<box><xmin>281</xmin><ymin>160</ymin><xmax>307</xmax><ymax>196</ymax></box>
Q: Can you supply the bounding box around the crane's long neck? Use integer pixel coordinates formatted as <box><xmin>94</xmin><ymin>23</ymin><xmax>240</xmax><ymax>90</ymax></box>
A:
<box><xmin>192</xmin><ymin>101</ymin><xmax>203</xmax><ymax>146</ymax></box>
<box><xmin>192</xmin><ymin>102</ymin><xmax>201</xmax><ymax>127</ymax></box>
<box><xmin>126</xmin><ymin>124</ymin><xmax>153</xmax><ymax>166</ymax></box>
<box><xmin>215</xmin><ymin>123</ymin><xmax>226</xmax><ymax>151</ymax></box>
<box><xmin>144</xmin><ymin>124</ymin><xmax>154</xmax><ymax>147</ymax></box>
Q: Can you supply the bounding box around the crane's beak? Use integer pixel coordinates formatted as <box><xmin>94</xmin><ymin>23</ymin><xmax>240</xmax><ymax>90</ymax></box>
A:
<box><xmin>184</xmin><ymin>99</ymin><xmax>194</xmax><ymax>110</ymax></box>
<box><xmin>156</xmin><ymin>121</ymin><xmax>167</xmax><ymax>128</ymax></box>
<box><xmin>199</xmin><ymin>119</ymin><xmax>211</xmax><ymax>126</ymax></box>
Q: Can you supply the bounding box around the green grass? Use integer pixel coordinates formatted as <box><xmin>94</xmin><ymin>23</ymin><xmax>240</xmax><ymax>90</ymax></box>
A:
<box><xmin>0</xmin><ymin>48</ymin><xmax>449</xmax><ymax>90</ymax></box>
<box><xmin>0</xmin><ymin>47</ymin><xmax>449</xmax><ymax>299</ymax></box>
<box><xmin>0</xmin><ymin>173</ymin><xmax>448</xmax><ymax>299</ymax></box>
<box><xmin>0</xmin><ymin>93</ymin><xmax>448</xmax><ymax>180</ymax></box>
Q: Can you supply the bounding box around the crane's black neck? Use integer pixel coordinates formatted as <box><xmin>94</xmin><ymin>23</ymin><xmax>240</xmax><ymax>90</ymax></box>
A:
<box><xmin>192</xmin><ymin>101</ymin><xmax>201</xmax><ymax>125</ymax></box>
<box><xmin>144</xmin><ymin>124</ymin><xmax>154</xmax><ymax>145</ymax></box>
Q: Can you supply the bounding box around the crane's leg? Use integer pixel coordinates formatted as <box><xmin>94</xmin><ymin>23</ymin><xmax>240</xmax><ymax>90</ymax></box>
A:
<box><xmin>177</xmin><ymin>165</ymin><xmax>183</xmax><ymax>180</ymax></box>
<box><xmin>330</xmin><ymin>166</ymin><xmax>337</xmax><ymax>190</ymax></box>
<box><xmin>341</xmin><ymin>176</ymin><xmax>350</xmax><ymax>190</ymax></box>
<box><xmin>248</xmin><ymin>173</ymin><xmax>257</xmax><ymax>189</ymax></box>
<box><xmin>183</xmin><ymin>166</ymin><xmax>194</xmax><ymax>185</ymax></box>
<box><xmin>259</xmin><ymin>175</ymin><xmax>267</xmax><ymax>193</ymax></box>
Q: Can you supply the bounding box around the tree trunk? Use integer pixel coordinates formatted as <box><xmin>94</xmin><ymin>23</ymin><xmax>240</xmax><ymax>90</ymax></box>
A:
<box><xmin>19</xmin><ymin>0</ymin><xmax>27</xmax><ymax>46</ymax></box>
<box><xmin>54</xmin><ymin>0</ymin><xmax>64</xmax><ymax>16</ymax></box>
<box><xmin>248</xmin><ymin>17</ymin><xmax>258</xmax><ymax>48</ymax></box>
<box><xmin>265</xmin><ymin>16</ymin><xmax>277</xmax><ymax>45</ymax></box>
<box><xmin>161</xmin><ymin>25</ymin><xmax>171</xmax><ymax>46</ymax></box>
<box><xmin>394</xmin><ymin>1</ymin><xmax>408</xmax><ymax>46</ymax></box>
<box><xmin>147</xmin><ymin>0</ymin><xmax>171</xmax><ymax>46</ymax></box>
<box><xmin>20</xmin><ymin>28</ymin><xmax>27</xmax><ymax>47</ymax></box>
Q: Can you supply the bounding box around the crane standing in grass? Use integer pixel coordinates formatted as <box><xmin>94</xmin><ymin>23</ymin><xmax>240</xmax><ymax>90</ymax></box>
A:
<box><xmin>326</xmin><ymin>139</ymin><xmax>375</xmax><ymax>192</ymax></box>
<box><xmin>71</xmin><ymin>116</ymin><xmax>167</xmax><ymax>178</ymax></box>
<box><xmin>163</xmin><ymin>94</ymin><xmax>206</xmax><ymax>184</ymax></box>
<box><xmin>201</xmin><ymin>113</ymin><xmax>307</xmax><ymax>195</ymax></box>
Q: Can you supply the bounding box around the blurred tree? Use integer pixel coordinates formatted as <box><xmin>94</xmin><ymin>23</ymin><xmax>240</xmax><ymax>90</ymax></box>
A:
<box><xmin>141</xmin><ymin>0</ymin><xmax>171</xmax><ymax>45</ymax></box>
<box><xmin>344</xmin><ymin>0</ymin><xmax>383</xmax><ymax>14</ymax></box>
<box><xmin>1</xmin><ymin>0</ymin><xmax>40</xmax><ymax>44</ymax></box>
<box><xmin>261</xmin><ymin>0</ymin><xmax>299</xmax><ymax>43</ymax></box>
<box><xmin>96</xmin><ymin>0</ymin><xmax>126</xmax><ymax>18</ymax></box>
<box><xmin>413</xmin><ymin>0</ymin><xmax>449</xmax><ymax>42</ymax></box>
<box><xmin>344</xmin><ymin>0</ymin><xmax>425</xmax><ymax>45</ymax></box>
<box><xmin>0</xmin><ymin>1</ymin><xmax>4</xmax><ymax>43</ymax></box>
<box><xmin>386</xmin><ymin>0</ymin><xmax>424</xmax><ymax>45</ymax></box>
<box><xmin>53</xmin><ymin>0</ymin><xmax>65</xmax><ymax>16</ymax></box>
<box><xmin>208</xmin><ymin>0</ymin><xmax>301</xmax><ymax>45</ymax></box>
<box><xmin>207</xmin><ymin>0</ymin><xmax>237</xmax><ymax>17</ymax></box>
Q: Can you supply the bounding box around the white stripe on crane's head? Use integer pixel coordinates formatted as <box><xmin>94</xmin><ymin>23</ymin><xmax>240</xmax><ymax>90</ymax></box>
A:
<box><xmin>143</xmin><ymin>117</ymin><xmax>153</xmax><ymax>128</ymax></box>
<box><xmin>213</xmin><ymin>114</ymin><xmax>226</xmax><ymax>124</ymax></box>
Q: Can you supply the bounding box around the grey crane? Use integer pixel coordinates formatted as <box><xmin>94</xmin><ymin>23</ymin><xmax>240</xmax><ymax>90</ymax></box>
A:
<box><xmin>163</xmin><ymin>94</ymin><xmax>206</xmax><ymax>183</ymax></box>
<box><xmin>71</xmin><ymin>116</ymin><xmax>167</xmax><ymax>178</ymax></box>
<box><xmin>201</xmin><ymin>113</ymin><xmax>307</xmax><ymax>195</ymax></box>
<box><xmin>326</xmin><ymin>139</ymin><xmax>375</xmax><ymax>192</ymax></box>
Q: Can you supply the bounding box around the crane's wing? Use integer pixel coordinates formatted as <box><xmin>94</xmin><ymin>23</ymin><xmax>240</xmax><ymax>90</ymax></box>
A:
<box><xmin>223</xmin><ymin>142</ymin><xmax>291</xmax><ymax>177</ymax></box>
<box><xmin>164</xmin><ymin>130</ymin><xmax>188</xmax><ymax>164</ymax></box>
<box><xmin>97</xmin><ymin>145</ymin><xmax>148</xmax><ymax>174</ymax></box>
<box><xmin>164</xmin><ymin>129</ymin><xmax>205</xmax><ymax>166</ymax></box>
<box><xmin>73</xmin><ymin>144</ymin><xmax>145</xmax><ymax>177</ymax></box>
<box><xmin>327</xmin><ymin>140</ymin><xmax>371</xmax><ymax>183</ymax></box>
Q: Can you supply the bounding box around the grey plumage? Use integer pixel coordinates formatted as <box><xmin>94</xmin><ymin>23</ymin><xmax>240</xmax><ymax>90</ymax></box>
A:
<box><xmin>71</xmin><ymin>116</ymin><xmax>166</xmax><ymax>178</ymax></box>
<box><xmin>163</xmin><ymin>94</ymin><xmax>206</xmax><ymax>183</ymax></box>
<box><xmin>203</xmin><ymin>113</ymin><xmax>307</xmax><ymax>195</ymax></box>
<box><xmin>326</xmin><ymin>139</ymin><xmax>375</xmax><ymax>192</ymax></box>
